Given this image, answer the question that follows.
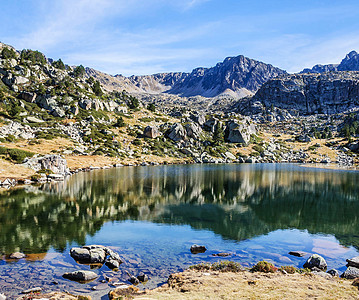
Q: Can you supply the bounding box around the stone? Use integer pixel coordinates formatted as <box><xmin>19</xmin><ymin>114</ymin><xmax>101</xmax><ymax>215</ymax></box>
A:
<box><xmin>105</xmin><ymin>259</ymin><xmax>120</xmax><ymax>269</ymax></box>
<box><xmin>9</xmin><ymin>252</ymin><xmax>26</xmax><ymax>259</ymax></box>
<box><xmin>312</xmin><ymin>270</ymin><xmax>332</xmax><ymax>279</ymax></box>
<box><xmin>190</xmin><ymin>244</ymin><xmax>207</xmax><ymax>254</ymax></box>
<box><xmin>224</xmin><ymin>151</ymin><xmax>236</xmax><ymax>160</ymax></box>
<box><xmin>342</xmin><ymin>266</ymin><xmax>359</xmax><ymax>279</ymax></box>
<box><xmin>26</xmin><ymin>116</ymin><xmax>44</xmax><ymax>123</ymax></box>
<box><xmin>63</xmin><ymin>270</ymin><xmax>98</xmax><ymax>282</ymax></box>
<box><xmin>20</xmin><ymin>91</ymin><xmax>37</xmax><ymax>102</ymax></box>
<box><xmin>212</xmin><ymin>253</ymin><xmax>231</xmax><ymax>257</ymax></box>
<box><xmin>70</xmin><ymin>246</ymin><xmax>106</xmax><ymax>264</ymax></box>
<box><xmin>128</xmin><ymin>275</ymin><xmax>139</xmax><ymax>285</ymax></box>
<box><xmin>0</xmin><ymin>293</ymin><xmax>5</xmax><ymax>300</ymax></box>
<box><xmin>346</xmin><ymin>256</ymin><xmax>359</xmax><ymax>268</ymax></box>
<box><xmin>137</xmin><ymin>273</ymin><xmax>149</xmax><ymax>282</ymax></box>
<box><xmin>23</xmin><ymin>155</ymin><xmax>69</xmax><ymax>175</ymax></box>
<box><xmin>167</xmin><ymin>123</ymin><xmax>186</xmax><ymax>142</ymax></box>
<box><xmin>184</xmin><ymin>123</ymin><xmax>202</xmax><ymax>139</ymax></box>
<box><xmin>327</xmin><ymin>269</ymin><xmax>339</xmax><ymax>277</ymax></box>
<box><xmin>190</xmin><ymin>113</ymin><xmax>206</xmax><ymax>126</ymax></box>
<box><xmin>303</xmin><ymin>254</ymin><xmax>327</xmax><ymax>270</ymax></box>
<box><xmin>143</xmin><ymin>125</ymin><xmax>161</xmax><ymax>138</ymax></box>
<box><xmin>225</xmin><ymin>119</ymin><xmax>256</xmax><ymax>144</ymax></box>
<box><xmin>288</xmin><ymin>251</ymin><xmax>307</xmax><ymax>257</ymax></box>
<box><xmin>21</xmin><ymin>287</ymin><xmax>42</xmax><ymax>294</ymax></box>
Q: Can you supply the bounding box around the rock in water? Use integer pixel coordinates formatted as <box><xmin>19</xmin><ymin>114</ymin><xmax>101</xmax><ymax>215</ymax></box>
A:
<box><xmin>21</xmin><ymin>287</ymin><xmax>42</xmax><ymax>294</ymax></box>
<box><xmin>342</xmin><ymin>266</ymin><xmax>359</xmax><ymax>279</ymax></box>
<box><xmin>105</xmin><ymin>259</ymin><xmax>121</xmax><ymax>270</ymax></box>
<box><xmin>303</xmin><ymin>254</ymin><xmax>327</xmax><ymax>270</ymax></box>
<box><xmin>70</xmin><ymin>246</ymin><xmax>106</xmax><ymax>264</ymax></box>
<box><xmin>190</xmin><ymin>244</ymin><xmax>207</xmax><ymax>254</ymax></box>
<box><xmin>346</xmin><ymin>256</ymin><xmax>359</xmax><ymax>268</ymax></box>
<box><xmin>137</xmin><ymin>273</ymin><xmax>149</xmax><ymax>282</ymax></box>
<box><xmin>0</xmin><ymin>293</ymin><xmax>6</xmax><ymax>300</ymax></box>
<box><xmin>63</xmin><ymin>270</ymin><xmax>98</xmax><ymax>282</ymax></box>
<box><xmin>288</xmin><ymin>251</ymin><xmax>307</xmax><ymax>257</ymax></box>
<box><xmin>327</xmin><ymin>269</ymin><xmax>339</xmax><ymax>277</ymax></box>
<box><xmin>9</xmin><ymin>252</ymin><xmax>26</xmax><ymax>259</ymax></box>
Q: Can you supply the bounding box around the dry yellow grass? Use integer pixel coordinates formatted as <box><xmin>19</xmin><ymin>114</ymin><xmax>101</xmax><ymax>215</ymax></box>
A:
<box><xmin>124</xmin><ymin>270</ymin><xmax>359</xmax><ymax>300</ymax></box>
<box><xmin>0</xmin><ymin>158</ymin><xmax>35</xmax><ymax>180</ymax></box>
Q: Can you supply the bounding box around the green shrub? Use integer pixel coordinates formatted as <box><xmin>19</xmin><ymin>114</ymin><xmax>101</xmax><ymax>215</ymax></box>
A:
<box><xmin>190</xmin><ymin>261</ymin><xmax>242</xmax><ymax>273</ymax></box>
<box><xmin>20</xmin><ymin>49</ymin><xmax>46</xmax><ymax>65</ymax></box>
<box><xmin>139</xmin><ymin>117</ymin><xmax>153</xmax><ymax>123</ymax></box>
<box><xmin>52</xmin><ymin>58</ymin><xmax>66</xmax><ymax>70</ymax></box>
<box><xmin>279</xmin><ymin>266</ymin><xmax>297</xmax><ymax>274</ymax></box>
<box><xmin>73</xmin><ymin>65</ymin><xmax>86</xmax><ymax>77</ymax></box>
<box><xmin>5</xmin><ymin>148</ymin><xmax>35</xmax><ymax>163</ymax></box>
<box><xmin>1</xmin><ymin>47</ymin><xmax>17</xmax><ymax>59</ymax></box>
<box><xmin>147</xmin><ymin>103</ymin><xmax>156</xmax><ymax>112</ymax></box>
<box><xmin>250</xmin><ymin>261</ymin><xmax>277</xmax><ymax>273</ymax></box>
<box><xmin>132</xmin><ymin>139</ymin><xmax>142</xmax><ymax>146</ymax></box>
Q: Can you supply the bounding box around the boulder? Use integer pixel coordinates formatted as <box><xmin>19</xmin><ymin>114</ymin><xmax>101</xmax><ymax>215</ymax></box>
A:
<box><xmin>63</xmin><ymin>270</ymin><xmax>98</xmax><ymax>282</ymax></box>
<box><xmin>144</xmin><ymin>126</ymin><xmax>161</xmax><ymax>139</ymax></box>
<box><xmin>137</xmin><ymin>273</ymin><xmax>149</xmax><ymax>282</ymax></box>
<box><xmin>288</xmin><ymin>251</ymin><xmax>307</xmax><ymax>257</ymax></box>
<box><xmin>185</xmin><ymin>123</ymin><xmax>202</xmax><ymax>139</ymax></box>
<box><xmin>342</xmin><ymin>266</ymin><xmax>359</xmax><ymax>279</ymax></box>
<box><xmin>167</xmin><ymin>123</ymin><xmax>186</xmax><ymax>142</ymax></box>
<box><xmin>26</xmin><ymin>116</ymin><xmax>44</xmax><ymax>123</ymax></box>
<box><xmin>190</xmin><ymin>113</ymin><xmax>206</xmax><ymax>126</ymax></box>
<box><xmin>327</xmin><ymin>269</ymin><xmax>339</xmax><ymax>277</ymax></box>
<box><xmin>303</xmin><ymin>254</ymin><xmax>327</xmax><ymax>270</ymax></box>
<box><xmin>9</xmin><ymin>252</ymin><xmax>26</xmax><ymax>259</ymax></box>
<box><xmin>23</xmin><ymin>155</ymin><xmax>69</xmax><ymax>174</ymax></box>
<box><xmin>20</xmin><ymin>91</ymin><xmax>37</xmax><ymax>102</ymax></box>
<box><xmin>346</xmin><ymin>256</ymin><xmax>359</xmax><ymax>268</ymax></box>
<box><xmin>190</xmin><ymin>244</ymin><xmax>207</xmax><ymax>254</ymax></box>
<box><xmin>225</xmin><ymin>120</ymin><xmax>256</xmax><ymax>144</ymax></box>
<box><xmin>79</xmin><ymin>99</ymin><xmax>92</xmax><ymax>110</ymax></box>
<box><xmin>70</xmin><ymin>246</ymin><xmax>106</xmax><ymax>264</ymax></box>
<box><xmin>105</xmin><ymin>259</ymin><xmax>121</xmax><ymax>269</ymax></box>
<box><xmin>203</xmin><ymin>118</ymin><xmax>218</xmax><ymax>133</ymax></box>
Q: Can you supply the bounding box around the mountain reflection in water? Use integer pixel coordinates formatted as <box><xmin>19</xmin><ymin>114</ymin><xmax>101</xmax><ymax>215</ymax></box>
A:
<box><xmin>0</xmin><ymin>163</ymin><xmax>359</xmax><ymax>255</ymax></box>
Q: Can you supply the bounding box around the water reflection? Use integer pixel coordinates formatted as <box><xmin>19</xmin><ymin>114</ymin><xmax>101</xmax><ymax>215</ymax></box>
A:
<box><xmin>1</xmin><ymin>164</ymin><xmax>359</xmax><ymax>255</ymax></box>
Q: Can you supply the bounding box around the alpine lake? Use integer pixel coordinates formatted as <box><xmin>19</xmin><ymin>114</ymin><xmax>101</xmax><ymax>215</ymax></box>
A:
<box><xmin>1</xmin><ymin>163</ymin><xmax>359</xmax><ymax>298</ymax></box>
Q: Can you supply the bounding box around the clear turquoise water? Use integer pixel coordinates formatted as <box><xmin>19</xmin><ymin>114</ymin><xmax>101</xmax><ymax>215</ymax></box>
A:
<box><xmin>1</xmin><ymin>163</ymin><xmax>359</xmax><ymax>297</ymax></box>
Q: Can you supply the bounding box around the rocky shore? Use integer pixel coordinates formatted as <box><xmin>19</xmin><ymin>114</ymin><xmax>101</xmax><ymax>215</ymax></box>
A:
<box><xmin>2</xmin><ymin>244</ymin><xmax>359</xmax><ymax>299</ymax></box>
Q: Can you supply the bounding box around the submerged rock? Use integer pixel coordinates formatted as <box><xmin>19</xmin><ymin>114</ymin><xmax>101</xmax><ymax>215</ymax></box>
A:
<box><xmin>190</xmin><ymin>244</ymin><xmax>207</xmax><ymax>254</ymax></box>
<box><xmin>137</xmin><ymin>272</ymin><xmax>149</xmax><ymax>282</ymax></box>
<box><xmin>63</xmin><ymin>270</ymin><xmax>98</xmax><ymax>282</ymax></box>
<box><xmin>21</xmin><ymin>287</ymin><xmax>42</xmax><ymax>294</ymax></box>
<box><xmin>303</xmin><ymin>254</ymin><xmax>327</xmax><ymax>270</ymax></box>
<box><xmin>288</xmin><ymin>251</ymin><xmax>307</xmax><ymax>257</ymax></box>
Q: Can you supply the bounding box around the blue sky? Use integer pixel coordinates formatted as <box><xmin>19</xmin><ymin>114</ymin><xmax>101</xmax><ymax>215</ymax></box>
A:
<box><xmin>1</xmin><ymin>0</ymin><xmax>359</xmax><ymax>76</ymax></box>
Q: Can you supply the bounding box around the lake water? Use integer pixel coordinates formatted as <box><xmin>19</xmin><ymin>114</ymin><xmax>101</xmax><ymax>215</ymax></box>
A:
<box><xmin>1</xmin><ymin>163</ymin><xmax>359</xmax><ymax>298</ymax></box>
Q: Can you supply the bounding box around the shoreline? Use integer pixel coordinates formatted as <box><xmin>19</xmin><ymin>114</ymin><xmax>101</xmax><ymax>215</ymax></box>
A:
<box><xmin>0</xmin><ymin>157</ymin><xmax>358</xmax><ymax>191</ymax></box>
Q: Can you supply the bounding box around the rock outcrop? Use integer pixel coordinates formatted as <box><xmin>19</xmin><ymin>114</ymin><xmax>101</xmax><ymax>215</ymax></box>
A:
<box><xmin>252</xmin><ymin>72</ymin><xmax>359</xmax><ymax>115</ymax></box>
<box><xmin>23</xmin><ymin>155</ymin><xmax>69</xmax><ymax>174</ymax></box>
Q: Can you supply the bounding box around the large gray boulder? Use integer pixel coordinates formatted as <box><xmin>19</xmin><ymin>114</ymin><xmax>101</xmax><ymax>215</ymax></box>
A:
<box><xmin>144</xmin><ymin>125</ymin><xmax>161</xmax><ymax>139</ymax></box>
<box><xmin>23</xmin><ymin>155</ymin><xmax>69</xmax><ymax>174</ymax></box>
<box><xmin>303</xmin><ymin>254</ymin><xmax>327</xmax><ymax>270</ymax></box>
<box><xmin>185</xmin><ymin>122</ymin><xmax>202</xmax><ymax>139</ymax></box>
<box><xmin>167</xmin><ymin>123</ymin><xmax>186</xmax><ymax>142</ymax></box>
<box><xmin>62</xmin><ymin>270</ymin><xmax>98</xmax><ymax>282</ymax></box>
<box><xmin>342</xmin><ymin>266</ymin><xmax>359</xmax><ymax>279</ymax></box>
<box><xmin>226</xmin><ymin>120</ymin><xmax>256</xmax><ymax>144</ymax></box>
<box><xmin>20</xmin><ymin>91</ymin><xmax>37</xmax><ymax>102</ymax></box>
<box><xmin>70</xmin><ymin>246</ymin><xmax>106</xmax><ymax>264</ymax></box>
<box><xmin>346</xmin><ymin>256</ymin><xmax>359</xmax><ymax>268</ymax></box>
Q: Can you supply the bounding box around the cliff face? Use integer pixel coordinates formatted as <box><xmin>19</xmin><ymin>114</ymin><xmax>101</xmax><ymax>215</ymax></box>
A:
<box><xmin>86</xmin><ymin>55</ymin><xmax>286</xmax><ymax>99</ymax></box>
<box><xmin>253</xmin><ymin>72</ymin><xmax>359</xmax><ymax>114</ymax></box>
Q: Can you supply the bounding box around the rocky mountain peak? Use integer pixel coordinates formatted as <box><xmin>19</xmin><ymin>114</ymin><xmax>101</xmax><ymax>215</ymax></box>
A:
<box><xmin>338</xmin><ymin>50</ymin><xmax>359</xmax><ymax>71</ymax></box>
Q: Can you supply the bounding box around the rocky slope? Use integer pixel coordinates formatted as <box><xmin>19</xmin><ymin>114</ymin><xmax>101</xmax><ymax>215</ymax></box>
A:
<box><xmin>87</xmin><ymin>55</ymin><xmax>286</xmax><ymax>99</ymax></box>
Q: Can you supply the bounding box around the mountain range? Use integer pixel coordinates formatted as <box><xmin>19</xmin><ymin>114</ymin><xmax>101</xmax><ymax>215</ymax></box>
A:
<box><xmin>86</xmin><ymin>55</ymin><xmax>286</xmax><ymax>99</ymax></box>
